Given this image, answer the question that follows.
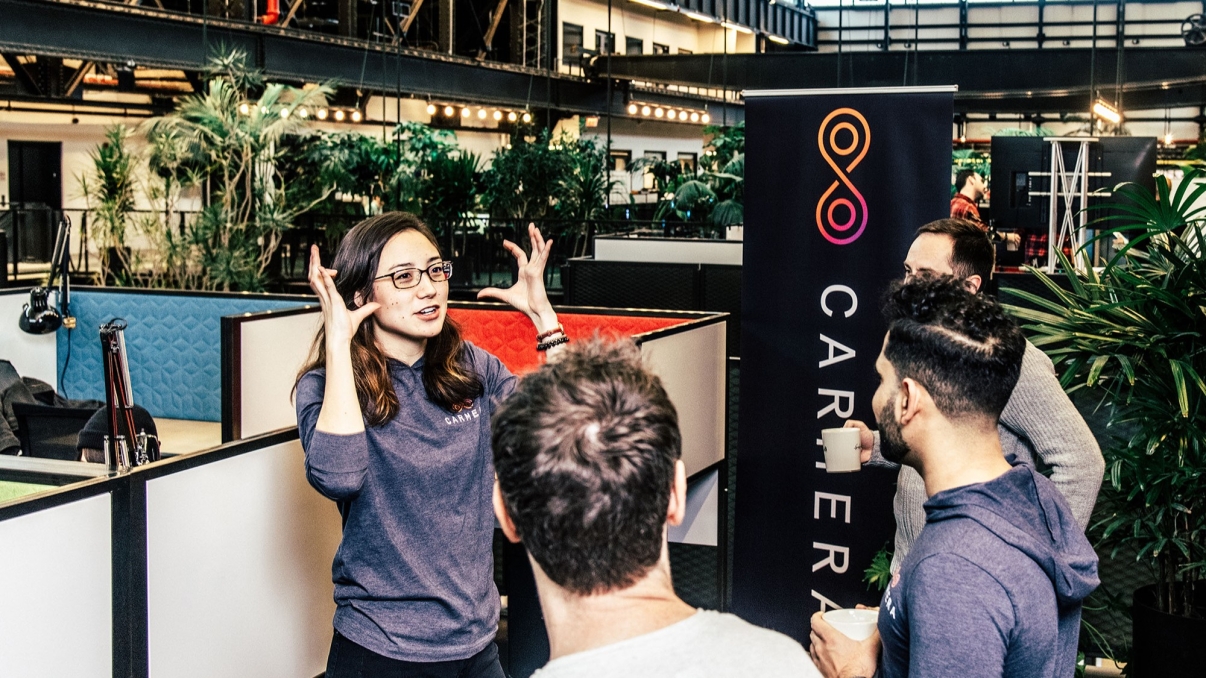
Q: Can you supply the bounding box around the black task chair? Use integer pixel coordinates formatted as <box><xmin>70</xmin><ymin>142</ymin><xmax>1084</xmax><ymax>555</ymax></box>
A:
<box><xmin>12</xmin><ymin>403</ymin><xmax>100</xmax><ymax>461</ymax></box>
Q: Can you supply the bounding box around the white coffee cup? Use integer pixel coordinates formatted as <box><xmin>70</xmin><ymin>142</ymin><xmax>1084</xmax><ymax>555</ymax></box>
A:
<box><xmin>821</xmin><ymin>427</ymin><xmax>863</xmax><ymax>473</ymax></box>
<box><xmin>822</xmin><ymin>608</ymin><xmax>879</xmax><ymax>641</ymax></box>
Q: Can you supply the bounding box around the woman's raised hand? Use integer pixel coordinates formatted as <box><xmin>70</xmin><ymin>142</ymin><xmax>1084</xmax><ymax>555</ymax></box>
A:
<box><xmin>308</xmin><ymin>244</ymin><xmax>380</xmax><ymax>346</ymax></box>
<box><xmin>477</xmin><ymin>224</ymin><xmax>559</xmax><ymax>333</ymax></box>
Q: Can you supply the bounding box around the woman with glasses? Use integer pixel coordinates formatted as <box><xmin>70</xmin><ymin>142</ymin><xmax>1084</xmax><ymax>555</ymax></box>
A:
<box><xmin>294</xmin><ymin>212</ymin><xmax>564</xmax><ymax>678</ymax></box>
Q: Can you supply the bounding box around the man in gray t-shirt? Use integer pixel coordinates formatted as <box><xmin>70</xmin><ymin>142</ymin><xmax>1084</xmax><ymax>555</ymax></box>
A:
<box><xmin>492</xmin><ymin>340</ymin><xmax>820</xmax><ymax>678</ymax></box>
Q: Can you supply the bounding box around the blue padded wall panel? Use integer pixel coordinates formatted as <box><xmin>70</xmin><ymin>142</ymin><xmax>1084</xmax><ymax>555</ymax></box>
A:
<box><xmin>58</xmin><ymin>291</ymin><xmax>307</xmax><ymax>422</ymax></box>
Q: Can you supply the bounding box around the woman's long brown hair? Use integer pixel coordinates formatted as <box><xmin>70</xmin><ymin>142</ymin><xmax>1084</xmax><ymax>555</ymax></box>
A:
<box><xmin>296</xmin><ymin>212</ymin><xmax>483</xmax><ymax>426</ymax></box>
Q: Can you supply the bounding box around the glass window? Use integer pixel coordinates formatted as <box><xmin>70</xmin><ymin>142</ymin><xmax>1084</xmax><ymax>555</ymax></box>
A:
<box><xmin>626</xmin><ymin>37</ymin><xmax>644</xmax><ymax>55</ymax></box>
<box><xmin>677</xmin><ymin>47</ymin><xmax>693</xmax><ymax>55</ymax></box>
<box><xmin>596</xmin><ymin>30</ymin><xmax>616</xmax><ymax>55</ymax></box>
<box><xmin>610</xmin><ymin>150</ymin><xmax>632</xmax><ymax>172</ymax></box>
<box><xmin>652</xmin><ymin>42</ymin><xmax>670</xmax><ymax>55</ymax></box>
<box><xmin>563</xmin><ymin>23</ymin><xmax>583</xmax><ymax>65</ymax></box>
<box><xmin>677</xmin><ymin>152</ymin><xmax>697</xmax><ymax>174</ymax></box>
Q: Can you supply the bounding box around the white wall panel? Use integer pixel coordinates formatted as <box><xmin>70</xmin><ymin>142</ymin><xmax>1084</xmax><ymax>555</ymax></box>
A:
<box><xmin>238</xmin><ymin>310</ymin><xmax>322</xmax><ymax>439</ymax></box>
<box><xmin>594</xmin><ymin>237</ymin><xmax>743</xmax><ymax>265</ymax></box>
<box><xmin>146</xmin><ymin>440</ymin><xmax>342</xmax><ymax>678</ymax></box>
<box><xmin>641</xmin><ymin>321</ymin><xmax>726</xmax><ymax>477</ymax></box>
<box><xmin>0</xmin><ymin>493</ymin><xmax>112</xmax><ymax>678</ymax></box>
<box><xmin>0</xmin><ymin>291</ymin><xmax>59</xmax><ymax>390</ymax></box>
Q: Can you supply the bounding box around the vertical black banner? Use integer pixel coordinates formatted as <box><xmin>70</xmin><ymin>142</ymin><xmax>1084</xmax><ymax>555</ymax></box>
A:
<box><xmin>732</xmin><ymin>88</ymin><xmax>954</xmax><ymax>643</ymax></box>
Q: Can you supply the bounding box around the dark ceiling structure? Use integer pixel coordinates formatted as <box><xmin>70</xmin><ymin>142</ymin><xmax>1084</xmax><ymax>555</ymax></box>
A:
<box><xmin>595</xmin><ymin>47</ymin><xmax>1206</xmax><ymax>114</ymax></box>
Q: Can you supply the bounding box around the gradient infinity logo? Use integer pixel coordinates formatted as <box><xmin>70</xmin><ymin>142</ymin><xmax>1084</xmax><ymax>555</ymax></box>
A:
<box><xmin>816</xmin><ymin>108</ymin><xmax>871</xmax><ymax>246</ymax></box>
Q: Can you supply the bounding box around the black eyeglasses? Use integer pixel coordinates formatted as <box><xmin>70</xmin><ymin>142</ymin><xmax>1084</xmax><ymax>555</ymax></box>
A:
<box><xmin>373</xmin><ymin>261</ymin><xmax>453</xmax><ymax>289</ymax></box>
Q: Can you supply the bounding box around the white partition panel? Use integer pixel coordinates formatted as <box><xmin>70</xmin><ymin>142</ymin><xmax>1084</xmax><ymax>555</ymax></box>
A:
<box><xmin>146</xmin><ymin>439</ymin><xmax>342</xmax><ymax>678</ymax></box>
<box><xmin>0</xmin><ymin>290</ymin><xmax>59</xmax><ymax>385</ymax></box>
<box><xmin>667</xmin><ymin>469</ymin><xmax>719</xmax><ymax>547</ymax></box>
<box><xmin>594</xmin><ymin>237</ymin><xmax>743</xmax><ymax>266</ymax></box>
<box><xmin>237</xmin><ymin>310</ymin><xmax>322</xmax><ymax>439</ymax></box>
<box><xmin>640</xmin><ymin>321</ymin><xmax>727</xmax><ymax>477</ymax></box>
<box><xmin>0</xmin><ymin>493</ymin><xmax>112</xmax><ymax>678</ymax></box>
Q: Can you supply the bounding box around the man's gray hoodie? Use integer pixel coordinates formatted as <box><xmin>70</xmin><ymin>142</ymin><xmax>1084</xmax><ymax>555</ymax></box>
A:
<box><xmin>877</xmin><ymin>462</ymin><xmax>1100</xmax><ymax>677</ymax></box>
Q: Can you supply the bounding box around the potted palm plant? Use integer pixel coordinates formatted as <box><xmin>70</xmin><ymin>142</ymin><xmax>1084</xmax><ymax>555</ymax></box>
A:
<box><xmin>1003</xmin><ymin>169</ymin><xmax>1206</xmax><ymax>676</ymax></box>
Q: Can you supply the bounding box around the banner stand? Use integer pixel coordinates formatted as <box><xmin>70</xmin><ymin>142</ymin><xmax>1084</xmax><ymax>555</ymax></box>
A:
<box><xmin>732</xmin><ymin>86</ymin><xmax>957</xmax><ymax>643</ymax></box>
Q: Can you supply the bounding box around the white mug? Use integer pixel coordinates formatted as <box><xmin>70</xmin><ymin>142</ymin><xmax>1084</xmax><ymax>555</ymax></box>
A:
<box><xmin>821</xmin><ymin>427</ymin><xmax>862</xmax><ymax>473</ymax></box>
<box><xmin>823</xmin><ymin>608</ymin><xmax>879</xmax><ymax>641</ymax></box>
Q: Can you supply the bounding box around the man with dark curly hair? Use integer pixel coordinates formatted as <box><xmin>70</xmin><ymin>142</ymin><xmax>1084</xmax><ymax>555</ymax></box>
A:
<box><xmin>492</xmin><ymin>339</ymin><xmax>820</xmax><ymax>677</ymax></box>
<box><xmin>809</xmin><ymin>277</ymin><xmax>1099</xmax><ymax>678</ymax></box>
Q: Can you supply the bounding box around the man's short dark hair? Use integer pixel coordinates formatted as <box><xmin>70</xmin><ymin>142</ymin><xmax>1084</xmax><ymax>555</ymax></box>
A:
<box><xmin>882</xmin><ymin>276</ymin><xmax>1025</xmax><ymax>421</ymax></box>
<box><xmin>954</xmin><ymin>169</ymin><xmax>978</xmax><ymax>192</ymax></box>
<box><xmin>916</xmin><ymin>218</ymin><xmax>995</xmax><ymax>283</ymax></box>
<box><xmin>492</xmin><ymin>339</ymin><xmax>681</xmax><ymax>596</ymax></box>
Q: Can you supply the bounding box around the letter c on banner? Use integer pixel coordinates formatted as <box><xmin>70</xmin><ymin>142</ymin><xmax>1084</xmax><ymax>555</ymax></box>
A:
<box><xmin>816</xmin><ymin>108</ymin><xmax>871</xmax><ymax>246</ymax></box>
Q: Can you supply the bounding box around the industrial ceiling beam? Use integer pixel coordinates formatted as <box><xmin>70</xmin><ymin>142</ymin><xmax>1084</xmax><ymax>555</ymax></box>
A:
<box><xmin>0</xmin><ymin>0</ymin><xmax>704</xmax><ymax>116</ymax></box>
<box><xmin>596</xmin><ymin>47</ymin><xmax>1206</xmax><ymax>112</ymax></box>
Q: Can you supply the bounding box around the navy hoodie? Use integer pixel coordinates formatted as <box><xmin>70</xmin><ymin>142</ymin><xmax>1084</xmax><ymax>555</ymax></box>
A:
<box><xmin>877</xmin><ymin>463</ymin><xmax>1099</xmax><ymax>677</ymax></box>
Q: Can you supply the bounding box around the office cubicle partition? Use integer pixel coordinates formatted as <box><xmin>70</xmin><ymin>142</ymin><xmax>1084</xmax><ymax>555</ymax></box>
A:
<box><xmin>0</xmin><ymin>429</ymin><xmax>341</xmax><ymax>678</ymax></box>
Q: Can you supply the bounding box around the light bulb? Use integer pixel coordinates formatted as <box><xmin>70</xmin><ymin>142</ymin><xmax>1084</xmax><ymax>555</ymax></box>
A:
<box><xmin>478</xmin><ymin>108</ymin><xmax>487</xmax><ymax>119</ymax></box>
<box><xmin>280</xmin><ymin>108</ymin><xmax>290</xmax><ymax>118</ymax></box>
<box><xmin>701</xmin><ymin>113</ymin><xmax>710</xmax><ymax>124</ymax></box>
<box><xmin>641</xmin><ymin>106</ymin><xmax>651</xmax><ymax>116</ymax></box>
<box><xmin>507</xmin><ymin>111</ymin><xmax>518</xmax><ymax>122</ymax></box>
<box><xmin>260</xmin><ymin>106</ymin><xmax>269</xmax><ymax>115</ymax></box>
<box><xmin>654</xmin><ymin>108</ymin><xmax>664</xmax><ymax>118</ymax></box>
<box><xmin>1165</xmin><ymin>132</ymin><xmax>1174</xmax><ymax>145</ymax></box>
<box><xmin>444</xmin><ymin>106</ymin><xmax>455</xmax><ymax>117</ymax></box>
<box><xmin>334</xmin><ymin>110</ymin><xmax>346</xmax><ymax>121</ymax></box>
<box><xmin>627</xmin><ymin>103</ymin><xmax>638</xmax><ymax>115</ymax></box>
<box><xmin>238</xmin><ymin>103</ymin><xmax>250</xmax><ymax>115</ymax></box>
<box><xmin>461</xmin><ymin>107</ymin><xmax>471</xmax><ymax>117</ymax></box>
<box><xmin>316</xmin><ymin>108</ymin><xmax>328</xmax><ymax>120</ymax></box>
<box><xmin>427</xmin><ymin>104</ymin><xmax>437</xmax><ymax>115</ymax></box>
<box><xmin>298</xmin><ymin>107</ymin><xmax>309</xmax><ymax>118</ymax></box>
<box><xmin>522</xmin><ymin>112</ymin><xmax>531</xmax><ymax>123</ymax></box>
<box><xmin>350</xmin><ymin>110</ymin><xmax>362</xmax><ymax>122</ymax></box>
<box><xmin>493</xmin><ymin>110</ymin><xmax>502</xmax><ymax>121</ymax></box>
<box><xmin>690</xmin><ymin>112</ymin><xmax>699</xmax><ymax>122</ymax></box>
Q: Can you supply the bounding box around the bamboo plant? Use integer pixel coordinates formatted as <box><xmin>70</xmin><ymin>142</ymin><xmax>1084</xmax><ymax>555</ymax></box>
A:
<box><xmin>1003</xmin><ymin>169</ymin><xmax>1206</xmax><ymax>617</ymax></box>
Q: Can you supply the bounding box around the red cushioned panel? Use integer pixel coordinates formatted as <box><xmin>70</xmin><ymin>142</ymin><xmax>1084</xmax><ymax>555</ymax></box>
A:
<box><xmin>448</xmin><ymin>308</ymin><xmax>690</xmax><ymax>375</ymax></box>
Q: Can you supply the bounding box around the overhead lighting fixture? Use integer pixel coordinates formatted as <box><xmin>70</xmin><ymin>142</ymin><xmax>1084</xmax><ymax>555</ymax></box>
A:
<box><xmin>334</xmin><ymin>109</ymin><xmax>346</xmax><ymax>121</ymax></box>
<box><xmin>690</xmin><ymin>112</ymin><xmax>700</xmax><ymax>122</ymax></box>
<box><xmin>767</xmin><ymin>34</ymin><xmax>790</xmax><ymax>45</ymax></box>
<box><xmin>1092</xmin><ymin>99</ymin><xmax>1121</xmax><ymax>125</ymax></box>
<box><xmin>478</xmin><ymin>108</ymin><xmax>487</xmax><ymax>119</ymax></box>
<box><xmin>316</xmin><ymin>108</ymin><xmax>329</xmax><ymax>120</ymax></box>
<box><xmin>630</xmin><ymin>0</ymin><xmax>671</xmax><ymax>8</ymax></box>
<box><xmin>461</xmin><ymin>107</ymin><xmax>471</xmax><ymax>117</ymax></box>
<box><xmin>493</xmin><ymin>110</ymin><xmax>503</xmax><ymax>121</ymax></box>
<box><xmin>1165</xmin><ymin>132</ymin><xmax>1174</xmax><ymax>145</ymax></box>
<box><xmin>298</xmin><ymin>107</ymin><xmax>309</xmax><ymax>118</ymax></box>
<box><xmin>641</xmin><ymin>105</ymin><xmax>651</xmax><ymax>116</ymax></box>
<box><xmin>238</xmin><ymin>103</ymin><xmax>251</xmax><ymax>115</ymax></box>
<box><xmin>507</xmin><ymin>111</ymin><xmax>518</xmax><ymax>122</ymax></box>
<box><xmin>280</xmin><ymin>108</ymin><xmax>290</xmax><ymax>119</ymax></box>
<box><xmin>721</xmin><ymin>21</ymin><xmax>752</xmax><ymax>34</ymax></box>
<box><xmin>654</xmin><ymin>108</ymin><xmax>665</xmax><ymax>118</ymax></box>
<box><xmin>627</xmin><ymin>103</ymin><xmax>638</xmax><ymax>115</ymax></box>
<box><xmin>681</xmin><ymin>9</ymin><xmax>714</xmax><ymax>23</ymax></box>
<box><xmin>701</xmin><ymin>113</ymin><xmax>710</xmax><ymax>124</ymax></box>
<box><xmin>522</xmin><ymin>112</ymin><xmax>532</xmax><ymax>123</ymax></box>
<box><xmin>427</xmin><ymin>103</ymin><xmax>437</xmax><ymax>115</ymax></box>
<box><xmin>350</xmin><ymin>110</ymin><xmax>362</xmax><ymax>122</ymax></box>
<box><xmin>445</xmin><ymin>105</ymin><xmax>455</xmax><ymax>116</ymax></box>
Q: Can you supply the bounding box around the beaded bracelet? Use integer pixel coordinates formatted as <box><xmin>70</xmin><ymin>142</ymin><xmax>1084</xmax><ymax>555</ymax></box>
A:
<box><xmin>536</xmin><ymin>323</ymin><xmax>565</xmax><ymax>342</ymax></box>
<box><xmin>536</xmin><ymin>335</ymin><xmax>570</xmax><ymax>352</ymax></box>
